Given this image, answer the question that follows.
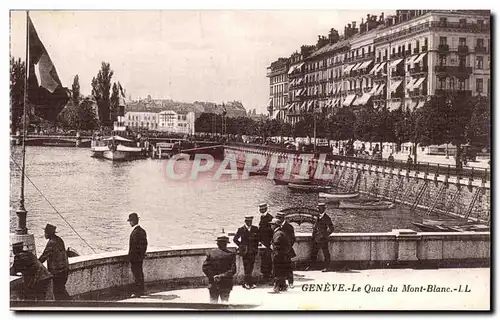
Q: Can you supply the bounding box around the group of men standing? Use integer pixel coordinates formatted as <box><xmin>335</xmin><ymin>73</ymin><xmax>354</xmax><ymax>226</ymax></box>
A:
<box><xmin>231</xmin><ymin>203</ymin><xmax>297</xmax><ymax>294</ymax></box>
<box><xmin>10</xmin><ymin>224</ymin><xmax>70</xmax><ymax>301</ymax></box>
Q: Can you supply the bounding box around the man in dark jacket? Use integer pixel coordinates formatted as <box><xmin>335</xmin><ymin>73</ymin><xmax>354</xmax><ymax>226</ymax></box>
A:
<box><xmin>233</xmin><ymin>216</ymin><xmax>259</xmax><ymax>289</ymax></box>
<box><xmin>127</xmin><ymin>213</ymin><xmax>148</xmax><ymax>297</ymax></box>
<box><xmin>11</xmin><ymin>242</ymin><xmax>54</xmax><ymax>301</ymax></box>
<box><xmin>202</xmin><ymin>233</ymin><xmax>237</xmax><ymax>303</ymax></box>
<box><xmin>39</xmin><ymin>224</ymin><xmax>70</xmax><ymax>300</ymax></box>
<box><xmin>270</xmin><ymin>218</ymin><xmax>291</xmax><ymax>293</ymax></box>
<box><xmin>307</xmin><ymin>203</ymin><xmax>334</xmax><ymax>272</ymax></box>
<box><xmin>276</xmin><ymin>212</ymin><xmax>296</xmax><ymax>288</ymax></box>
<box><xmin>258</xmin><ymin>203</ymin><xmax>273</xmax><ymax>283</ymax></box>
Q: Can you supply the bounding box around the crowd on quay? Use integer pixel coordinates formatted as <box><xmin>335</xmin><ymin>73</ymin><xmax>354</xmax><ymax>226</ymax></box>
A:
<box><xmin>11</xmin><ymin>203</ymin><xmax>334</xmax><ymax>304</ymax></box>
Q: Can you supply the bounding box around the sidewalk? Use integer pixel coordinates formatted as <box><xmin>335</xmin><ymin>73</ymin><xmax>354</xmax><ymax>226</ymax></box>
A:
<box><xmin>121</xmin><ymin>268</ymin><xmax>489</xmax><ymax>310</ymax></box>
<box><xmin>383</xmin><ymin>151</ymin><xmax>490</xmax><ymax>170</ymax></box>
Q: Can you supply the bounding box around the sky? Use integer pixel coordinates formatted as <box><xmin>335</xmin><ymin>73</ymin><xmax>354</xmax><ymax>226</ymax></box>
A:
<box><xmin>10</xmin><ymin>10</ymin><xmax>394</xmax><ymax>114</ymax></box>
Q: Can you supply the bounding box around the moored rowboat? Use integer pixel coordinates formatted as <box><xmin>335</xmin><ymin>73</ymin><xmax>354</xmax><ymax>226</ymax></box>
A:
<box><xmin>319</xmin><ymin>191</ymin><xmax>359</xmax><ymax>201</ymax></box>
<box><xmin>288</xmin><ymin>183</ymin><xmax>332</xmax><ymax>193</ymax></box>
<box><xmin>339</xmin><ymin>199</ymin><xmax>394</xmax><ymax>210</ymax></box>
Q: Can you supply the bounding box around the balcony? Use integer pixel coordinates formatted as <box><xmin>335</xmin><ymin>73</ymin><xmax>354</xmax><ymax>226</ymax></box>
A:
<box><xmin>434</xmin><ymin>65</ymin><xmax>473</xmax><ymax>75</ymax></box>
<box><xmin>435</xmin><ymin>89</ymin><xmax>472</xmax><ymax>97</ymax></box>
<box><xmin>409</xmin><ymin>65</ymin><xmax>428</xmax><ymax>75</ymax></box>
<box><xmin>458</xmin><ymin>45</ymin><xmax>469</xmax><ymax>54</ymax></box>
<box><xmin>475</xmin><ymin>46</ymin><xmax>488</xmax><ymax>54</ymax></box>
<box><xmin>421</xmin><ymin>46</ymin><xmax>428</xmax><ymax>52</ymax></box>
<box><xmin>413</xmin><ymin>48</ymin><xmax>420</xmax><ymax>54</ymax></box>
<box><xmin>429</xmin><ymin>21</ymin><xmax>490</xmax><ymax>33</ymax></box>
<box><xmin>405</xmin><ymin>50</ymin><xmax>412</xmax><ymax>56</ymax></box>
<box><xmin>391</xmin><ymin>70</ymin><xmax>405</xmax><ymax>78</ymax></box>
<box><xmin>391</xmin><ymin>91</ymin><xmax>404</xmax><ymax>99</ymax></box>
<box><xmin>409</xmin><ymin>89</ymin><xmax>428</xmax><ymax>97</ymax></box>
<box><xmin>438</xmin><ymin>44</ymin><xmax>449</xmax><ymax>53</ymax></box>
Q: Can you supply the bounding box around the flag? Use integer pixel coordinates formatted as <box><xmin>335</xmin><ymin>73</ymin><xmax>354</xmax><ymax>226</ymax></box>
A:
<box><xmin>27</xmin><ymin>15</ymin><xmax>69</xmax><ymax>121</ymax></box>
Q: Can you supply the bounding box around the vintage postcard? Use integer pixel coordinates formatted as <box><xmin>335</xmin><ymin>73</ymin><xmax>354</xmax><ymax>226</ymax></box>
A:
<box><xmin>9</xmin><ymin>9</ymin><xmax>490</xmax><ymax>311</ymax></box>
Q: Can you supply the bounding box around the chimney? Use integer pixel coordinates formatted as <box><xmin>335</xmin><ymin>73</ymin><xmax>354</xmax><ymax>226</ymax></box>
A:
<box><xmin>352</xmin><ymin>21</ymin><xmax>356</xmax><ymax>29</ymax></box>
<box><xmin>380</xmin><ymin>12</ymin><xmax>385</xmax><ymax>22</ymax></box>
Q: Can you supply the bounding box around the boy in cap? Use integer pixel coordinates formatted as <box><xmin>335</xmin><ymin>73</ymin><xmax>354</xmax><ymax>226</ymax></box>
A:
<box><xmin>127</xmin><ymin>213</ymin><xmax>148</xmax><ymax>297</ymax></box>
<box><xmin>276</xmin><ymin>212</ymin><xmax>296</xmax><ymax>288</ymax></box>
<box><xmin>233</xmin><ymin>216</ymin><xmax>260</xmax><ymax>289</ymax></box>
<box><xmin>258</xmin><ymin>203</ymin><xmax>273</xmax><ymax>283</ymax></box>
<box><xmin>39</xmin><ymin>224</ymin><xmax>70</xmax><ymax>300</ymax></box>
<box><xmin>202</xmin><ymin>232</ymin><xmax>237</xmax><ymax>303</ymax></box>
<box><xmin>307</xmin><ymin>203</ymin><xmax>334</xmax><ymax>272</ymax></box>
<box><xmin>269</xmin><ymin>218</ymin><xmax>291</xmax><ymax>293</ymax></box>
<box><xmin>11</xmin><ymin>242</ymin><xmax>54</xmax><ymax>301</ymax></box>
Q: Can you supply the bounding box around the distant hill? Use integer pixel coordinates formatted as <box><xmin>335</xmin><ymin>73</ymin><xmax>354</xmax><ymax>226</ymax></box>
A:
<box><xmin>125</xmin><ymin>99</ymin><xmax>247</xmax><ymax>118</ymax></box>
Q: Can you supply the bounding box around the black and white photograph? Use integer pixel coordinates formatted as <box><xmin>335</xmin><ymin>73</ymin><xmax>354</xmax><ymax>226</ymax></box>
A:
<box><xmin>8</xmin><ymin>8</ymin><xmax>491</xmax><ymax>311</ymax></box>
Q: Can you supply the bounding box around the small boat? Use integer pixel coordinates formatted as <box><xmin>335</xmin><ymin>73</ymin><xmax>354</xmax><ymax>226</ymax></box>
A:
<box><xmin>66</xmin><ymin>247</ymin><xmax>80</xmax><ymax>257</ymax></box>
<box><xmin>288</xmin><ymin>183</ymin><xmax>332</xmax><ymax>193</ymax></box>
<box><xmin>319</xmin><ymin>191</ymin><xmax>359</xmax><ymax>201</ymax></box>
<box><xmin>154</xmin><ymin>142</ymin><xmax>177</xmax><ymax>159</ymax></box>
<box><xmin>273</xmin><ymin>177</ymin><xmax>312</xmax><ymax>185</ymax></box>
<box><xmin>91</xmin><ymin>135</ymin><xmax>145</xmax><ymax>161</ymax></box>
<box><xmin>412</xmin><ymin>219</ymin><xmax>490</xmax><ymax>232</ymax></box>
<box><xmin>339</xmin><ymin>199</ymin><xmax>395</xmax><ymax>210</ymax></box>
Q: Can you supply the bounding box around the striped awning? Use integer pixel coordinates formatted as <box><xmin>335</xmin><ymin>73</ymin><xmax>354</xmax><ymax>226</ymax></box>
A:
<box><xmin>375</xmin><ymin>62</ymin><xmax>387</xmax><ymax>73</ymax></box>
<box><xmin>297</xmin><ymin>78</ymin><xmax>304</xmax><ymax>85</ymax></box>
<box><xmin>289</xmin><ymin>79</ymin><xmax>296</xmax><ymax>86</ymax></box>
<box><xmin>268</xmin><ymin>98</ymin><xmax>273</xmax><ymax>107</ymax></box>
<box><xmin>343</xmin><ymin>64</ymin><xmax>355</xmax><ymax>74</ymax></box>
<box><xmin>375</xmin><ymin>83</ymin><xmax>386</xmax><ymax>95</ymax></box>
<box><xmin>388</xmin><ymin>100</ymin><xmax>402</xmax><ymax>111</ymax></box>
<box><xmin>343</xmin><ymin>94</ymin><xmax>357</xmax><ymax>107</ymax></box>
<box><xmin>359</xmin><ymin>60</ymin><xmax>374</xmax><ymax>70</ymax></box>
<box><xmin>415</xmin><ymin>99</ymin><xmax>426</xmax><ymax>109</ymax></box>
<box><xmin>288</xmin><ymin>62</ymin><xmax>304</xmax><ymax>74</ymax></box>
<box><xmin>353</xmin><ymin>93</ymin><xmax>372</xmax><ymax>106</ymax></box>
<box><xmin>389</xmin><ymin>59</ymin><xmax>403</xmax><ymax>69</ymax></box>
<box><xmin>300</xmin><ymin>101</ymin><xmax>307</xmax><ymax>110</ymax></box>
<box><xmin>370</xmin><ymin>84</ymin><xmax>379</xmax><ymax>94</ymax></box>
<box><xmin>288</xmin><ymin>103</ymin><xmax>295</xmax><ymax>111</ymax></box>
<box><xmin>413</xmin><ymin>53</ymin><xmax>427</xmax><ymax>65</ymax></box>
<box><xmin>406</xmin><ymin>78</ymin><xmax>418</xmax><ymax>91</ymax></box>
<box><xmin>351</xmin><ymin>62</ymin><xmax>363</xmax><ymax>72</ymax></box>
<box><xmin>413</xmin><ymin>77</ymin><xmax>426</xmax><ymax>89</ymax></box>
<box><xmin>389</xmin><ymin>79</ymin><xmax>403</xmax><ymax>93</ymax></box>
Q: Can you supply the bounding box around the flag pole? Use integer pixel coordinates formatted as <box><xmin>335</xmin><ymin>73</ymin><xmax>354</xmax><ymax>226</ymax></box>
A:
<box><xmin>16</xmin><ymin>10</ymin><xmax>30</xmax><ymax>235</ymax></box>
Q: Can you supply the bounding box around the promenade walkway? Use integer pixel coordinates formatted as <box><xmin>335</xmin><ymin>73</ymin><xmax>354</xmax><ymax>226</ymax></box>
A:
<box><xmin>122</xmin><ymin>268</ymin><xmax>489</xmax><ymax>310</ymax></box>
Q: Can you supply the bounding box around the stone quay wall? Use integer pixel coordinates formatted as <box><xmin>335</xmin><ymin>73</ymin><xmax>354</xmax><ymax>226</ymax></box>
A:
<box><xmin>10</xmin><ymin>231</ymin><xmax>490</xmax><ymax>301</ymax></box>
<box><xmin>224</xmin><ymin>146</ymin><xmax>491</xmax><ymax>223</ymax></box>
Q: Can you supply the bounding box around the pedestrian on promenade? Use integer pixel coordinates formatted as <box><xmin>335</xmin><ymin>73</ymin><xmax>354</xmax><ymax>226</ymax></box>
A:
<box><xmin>276</xmin><ymin>212</ymin><xmax>296</xmax><ymax>289</ymax></box>
<box><xmin>258</xmin><ymin>203</ymin><xmax>273</xmax><ymax>284</ymax></box>
<box><xmin>11</xmin><ymin>242</ymin><xmax>54</xmax><ymax>301</ymax></box>
<box><xmin>306</xmin><ymin>203</ymin><xmax>334</xmax><ymax>272</ymax></box>
<box><xmin>202</xmin><ymin>233</ymin><xmax>237</xmax><ymax>303</ymax></box>
<box><xmin>233</xmin><ymin>216</ymin><xmax>260</xmax><ymax>289</ymax></box>
<box><xmin>388</xmin><ymin>153</ymin><xmax>395</xmax><ymax>162</ymax></box>
<box><xmin>39</xmin><ymin>224</ymin><xmax>70</xmax><ymax>300</ymax></box>
<box><xmin>127</xmin><ymin>213</ymin><xmax>148</xmax><ymax>297</ymax></box>
<box><xmin>269</xmin><ymin>218</ymin><xmax>291</xmax><ymax>294</ymax></box>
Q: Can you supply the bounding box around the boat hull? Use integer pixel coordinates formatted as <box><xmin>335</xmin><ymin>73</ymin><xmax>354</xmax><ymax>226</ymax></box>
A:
<box><xmin>319</xmin><ymin>192</ymin><xmax>359</xmax><ymax>201</ymax></box>
<box><xmin>288</xmin><ymin>183</ymin><xmax>332</xmax><ymax>193</ymax></box>
<box><xmin>339</xmin><ymin>200</ymin><xmax>395</xmax><ymax>210</ymax></box>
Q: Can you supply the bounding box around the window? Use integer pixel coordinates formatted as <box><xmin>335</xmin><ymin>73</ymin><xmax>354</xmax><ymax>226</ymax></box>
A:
<box><xmin>488</xmin><ymin>78</ymin><xmax>490</xmax><ymax>95</ymax></box>
<box><xmin>438</xmin><ymin>77</ymin><xmax>446</xmax><ymax>90</ymax></box>
<box><xmin>476</xmin><ymin>56</ymin><xmax>484</xmax><ymax>69</ymax></box>
<box><xmin>424</xmin><ymin>38</ymin><xmax>428</xmax><ymax>48</ymax></box>
<box><xmin>459</xmin><ymin>18</ymin><xmax>466</xmax><ymax>25</ymax></box>
<box><xmin>439</xmin><ymin>37</ymin><xmax>447</xmax><ymax>45</ymax></box>
<box><xmin>416</xmin><ymin>40</ymin><xmax>420</xmax><ymax>49</ymax></box>
<box><xmin>408</xmin><ymin>43</ymin><xmax>412</xmax><ymax>52</ymax></box>
<box><xmin>477</xmin><ymin>38</ymin><xmax>484</xmax><ymax>47</ymax></box>
<box><xmin>439</xmin><ymin>55</ymin><xmax>447</xmax><ymax>66</ymax></box>
<box><xmin>477</xmin><ymin>19</ymin><xmax>484</xmax><ymax>26</ymax></box>
<box><xmin>476</xmin><ymin>78</ymin><xmax>483</xmax><ymax>93</ymax></box>
<box><xmin>459</xmin><ymin>38</ymin><xmax>466</xmax><ymax>46</ymax></box>
<box><xmin>459</xmin><ymin>56</ymin><xmax>466</xmax><ymax>68</ymax></box>
<box><xmin>439</xmin><ymin>17</ymin><xmax>447</xmax><ymax>25</ymax></box>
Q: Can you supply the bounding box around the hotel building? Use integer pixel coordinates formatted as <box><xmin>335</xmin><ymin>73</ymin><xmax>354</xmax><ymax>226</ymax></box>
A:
<box><xmin>266</xmin><ymin>10</ymin><xmax>491</xmax><ymax>123</ymax></box>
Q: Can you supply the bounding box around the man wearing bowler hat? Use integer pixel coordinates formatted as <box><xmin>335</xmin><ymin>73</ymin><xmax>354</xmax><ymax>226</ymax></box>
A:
<box><xmin>202</xmin><ymin>232</ymin><xmax>237</xmax><ymax>303</ymax></box>
<box><xmin>127</xmin><ymin>213</ymin><xmax>148</xmax><ymax>297</ymax></box>
<box><xmin>39</xmin><ymin>224</ymin><xmax>70</xmax><ymax>300</ymax></box>
<box><xmin>233</xmin><ymin>215</ymin><xmax>260</xmax><ymax>289</ymax></box>
<box><xmin>276</xmin><ymin>212</ymin><xmax>296</xmax><ymax>288</ymax></box>
<box><xmin>258</xmin><ymin>203</ymin><xmax>273</xmax><ymax>283</ymax></box>
<box><xmin>11</xmin><ymin>242</ymin><xmax>54</xmax><ymax>301</ymax></box>
<box><xmin>307</xmin><ymin>203</ymin><xmax>334</xmax><ymax>272</ymax></box>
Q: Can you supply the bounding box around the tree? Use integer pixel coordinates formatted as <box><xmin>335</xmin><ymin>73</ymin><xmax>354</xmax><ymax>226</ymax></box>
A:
<box><xmin>71</xmin><ymin>75</ymin><xmax>81</xmax><ymax>107</ymax></box>
<box><xmin>330</xmin><ymin>107</ymin><xmax>356</xmax><ymax>141</ymax></box>
<box><xmin>110</xmin><ymin>83</ymin><xmax>120</xmax><ymax>124</ymax></box>
<box><xmin>10</xmin><ymin>57</ymin><xmax>25</xmax><ymax>134</ymax></box>
<box><xmin>467</xmin><ymin>96</ymin><xmax>490</xmax><ymax>150</ymax></box>
<box><xmin>91</xmin><ymin>62</ymin><xmax>114</xmax><ymax>127</ymax></box>
<box><xmin>415</xmin><ymin>94</ymin><xmax>478</xmax><ymax>167</ymax></box>
<box><xmin>56</xmin><ymin>98</ymin><xmax>98</xmax><ymax>131</ymax></box>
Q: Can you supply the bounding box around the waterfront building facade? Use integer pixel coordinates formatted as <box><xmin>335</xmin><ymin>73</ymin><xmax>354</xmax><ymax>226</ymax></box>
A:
<box><xmin>125</xmin><ymin>112</ymin><xmax>158</xmax><ymax>131</ymax></box>
<box><xmin>266</xmin><ymin>10</ymin><xmax>490</xmax><ymax>123</ymax></box>
<box><xmin>158</xmin><ymin>110</ymin><xmax>195</xmax><ymax>135</ymax></box>
<box><xmin>266</xmin><ymin>58</ymin><xmax>290</xmax><ymax>121</ymax></box>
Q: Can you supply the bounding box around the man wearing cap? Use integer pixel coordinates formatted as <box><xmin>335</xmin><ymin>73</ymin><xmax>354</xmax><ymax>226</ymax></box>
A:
<box><xmin>202</xmin><ymin>233</ymin><xmax>237</xmax><ymax>303</ymax></box>
<box><xmin>276</xmin><ymin>212</ymin><xmax>296</xmax><ymax>288</ymax></box>
<box><xmin>39</xmin><ymin>224</ymin><xmax>70</xmax><ymax>300</ymax></box>
<box><xmin>233</xmin><ymin>216</ymin><xmax>260</xmax><ymax>289</ymax></box>
<box><xmin>11</xmin><ymin>242</ymin><xmax>54</xmax><ymax>301</ymax></box>
<box><xmin>270</xmin><ymin>218</ymin><xmax>291</xmax><ymax>293</ymax></box>
<box><xmin>127</xmin><ymin>213</ymin><xmax>148</xmax><ymax>297</ymax></box>
<box><xmin>258</xmin><ymin>203</ymin><xmax>273</xmax><ymax>283</ymax></box>
<box><xmin>307</xmin><ymin>203</ymin><xmax>334</xmax><ymax>272</ymax></box>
